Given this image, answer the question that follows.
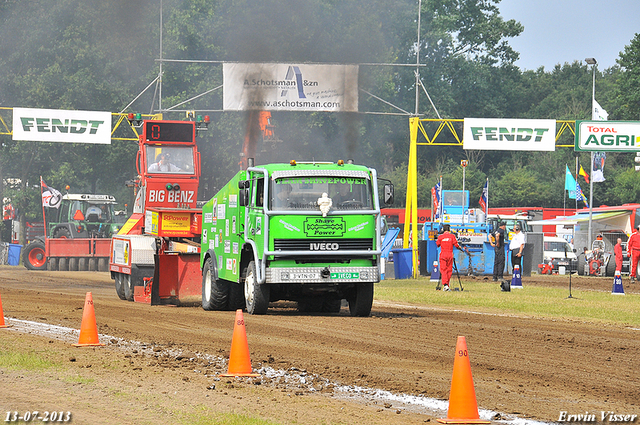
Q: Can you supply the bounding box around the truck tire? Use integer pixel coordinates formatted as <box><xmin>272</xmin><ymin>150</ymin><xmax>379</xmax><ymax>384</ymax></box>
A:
<box><xmin>123</xmin><ymin>273</ymin><xmax>134</xmax><ymax>301</ymax></box>
<box><xmin>48</xmin><ymin>257</ymin><xmax>58</xmax><ymax>271</ymax></box>
<box><xmin>576</xmin><ymin>253</ymin><xmax>587</xmax><ymax>276</ymax></box>
<box><xmin>58</xmin><ymin>257</ymin><xmax>69</xmax><ymax>271</ymax></box>
<box><xmin>114</xmin><ymin>273</ymin><xmax>126</xmax><ymax>300</ymax></box>
<box><xmin>202</xmin><ymin>258</ymin><xmax>229</xmax><ymax>310</ymax></box>
<box><xmin>53</xmin><ymin>227</ymin><xmax>71</xmax><ymax>239</ymax></box>
<box><xmin>78</xmin><ymin>258</ymin><xmax>88</xmax><ymax>271</ymax></box>
<box><xmin>606</xmin><ymin>257</ymin><xmax>616</xmax><ymax>277</ymax></box>
<box><xmin>98</xmin><ymin>258</ymin><xmax>108</xmax><ymax>272</ymax></box>
<box><xmin>88</xmin><ymin>258</ymin><xmax>97</xmax><ymax>272</ymax></box>
<box><xmin>23</xmin><ymin>241</ymin><xmax>47</xmax><ymax>270</ymax></box>
<box><xmin>69</xmin><ymin>258</ymin><xmax>79</xmax><ymax>271</ymax></box>
<box><xmin>229</xmin><ymin>282</ymin><xmax>246</xmax><ymax>311</ymax></box>
<box><xmin>244</xmin><ymin>261</ymin><xmax>269</xmax><ymax>315</ymax></box>
<box><xmin>323</xmin><ymin>298</ymin><xmax>342</xmax><ymax>314</ymax></box>
<box><xmin>348</xmin><ymin>282</ymin><xmax>373</xmax><ymax>317</ymax></box>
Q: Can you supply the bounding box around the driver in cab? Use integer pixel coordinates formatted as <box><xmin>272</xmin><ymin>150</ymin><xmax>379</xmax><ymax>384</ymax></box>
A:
<box><xmin>333</xmin><ymin>183</ymin><xmax>353</xmax><ymax>204</ymax></box>
<box><xmin>148</xmin><ymin>152</ymin><xmax>181</xmax><ymax>173</ymax></box>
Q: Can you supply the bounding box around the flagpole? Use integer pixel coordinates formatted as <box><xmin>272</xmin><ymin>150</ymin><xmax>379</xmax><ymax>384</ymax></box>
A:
<box><xmin>587</xmin><ymin>58</ymin><xmax>597</xmax><ymax>248</ymax></box>
<box><xmin>485</xmin><ymin>177</ymin><xmax>489</xmax><ymax>225</ymax></box>
<box><xmin>40</xmin><ymin>176</ymin><xmax>47</xmax><ymax>240</ymax></box>
<box><xmin>575</xmin><ymin>157</ymin><xmax>579</xmax><ymax>212</ymax></box>
<box><xmin>439</xmin><ymin>175</ymin><xmax>443</xmax><ymax>225</ymax></box>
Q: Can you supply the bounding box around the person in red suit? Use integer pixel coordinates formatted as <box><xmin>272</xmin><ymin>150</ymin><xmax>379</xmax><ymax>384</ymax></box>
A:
<box><xmin>436</xmin><ymin>224</ymin><xmax>469</xmax><ymax>291</ymax></box>
<box><xmin>614</xmin><ymin>238</ymin><xmax>623</xmax><ymax>273</ymax></box>
<box><xmin>627</xmin><ymin>226</ymin><xmax>640</xmax><ymax>283</ymax></box>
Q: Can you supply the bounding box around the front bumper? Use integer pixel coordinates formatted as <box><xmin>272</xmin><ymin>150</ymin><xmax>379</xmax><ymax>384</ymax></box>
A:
<box><xmin>266</xmin><ymin>266</ymin><xmax>379</xmax><ymax>284</ymax></box>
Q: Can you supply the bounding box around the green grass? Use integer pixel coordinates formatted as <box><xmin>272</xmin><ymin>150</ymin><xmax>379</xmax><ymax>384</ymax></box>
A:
<box><xmin>0</xmin><ymin>344</ymin><xmax>57</xmax><ymax>371</ymax></box>
<box><xmin>375</xmin><ymin>277</ymin><xmax>640</xmax><ymax>327</ymax></box>
<box><xmin>176</xmin><ymin>408</ymin><xmax>280</xmax><ymax>425</ymax></box>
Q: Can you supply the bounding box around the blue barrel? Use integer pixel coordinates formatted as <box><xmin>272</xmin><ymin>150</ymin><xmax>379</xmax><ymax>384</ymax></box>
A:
<box><xmin>7</xmin><ymin>243</ymin><xmax>23</xmax><ymax>266</ymax></box>
<box><xmin>391</xmin><ymin>248</ymin><xmax>413</xmax><ymax>279</ymax></box>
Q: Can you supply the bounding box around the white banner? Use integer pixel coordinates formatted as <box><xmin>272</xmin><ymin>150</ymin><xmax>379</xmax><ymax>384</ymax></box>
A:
<box><xmin>13</xmin><ymin>107</ymin><xmax>112</xmax><ymax>144</ymax></box>
<box><xmin>223</xmin><ymin>63</ymin><xmax>358</xmax><ymax>112</ymax></box>
<box><xmin>463</xmin><ymin>118</ymin><xmax>556</xmax><ymax>151</ymax></box>
<box><xmin>575</xmin><ymin>121</ymin><xmax>640</xmax><ymax>152</ymax></box>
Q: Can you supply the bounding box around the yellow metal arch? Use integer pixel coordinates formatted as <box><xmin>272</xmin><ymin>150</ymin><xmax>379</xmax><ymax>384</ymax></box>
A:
<box><xmin>403</xmin><ymin>118</ymin><xmax>577</xmax><ymax>277</ymax></box>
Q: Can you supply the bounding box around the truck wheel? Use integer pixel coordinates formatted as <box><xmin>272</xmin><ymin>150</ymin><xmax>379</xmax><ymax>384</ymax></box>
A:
<box><xmin>229</xmin><ymin>282</ymin><xmax>246</xmax><ymax>311</ymax></box>
<box><xmin>98</xmin><ymin>258</ymin><xmax>108</xmax><ymax>272</ymax></box>
<box><xmin>23</xmin><ymin>241</ymin><xmax>47</xmax><ymax>270</ymax></box>
<box><xmin>576</xmin><ymin>254</ymin><xmax>587</xmax><ymax>276</ymax></box>
<box><xmin>68</xmin><ymin>258</ymin><xmax>79</xmax><ymax>271</ymax></box>
<box><xmin>53</xmin><ymin>227</ymin><xmax>71</xmax><ymax>239</ymax></box>
<box><xmin>606</xmin><ymin>257</ymin><xmax>616</xmax><ymax>277</ymax></box>
<box><xmin>322</xmin><ymin>298</ymin><xmax>342</xmax><ymax>314</ymax></box>
<box><xmin>297</xmin><ymin>299</ymin><xmax>323</xmax><ymax>313</ymax></box>
<box><xmin>88</xmin><ymin>258</ymin><xmax>97</xmax><ymax>272</ymax></box>
<box><xmin>244</xmin><ymin>261</ymin><xmax>269</xmax><ymax>315</ymax></box>
<box><xmin>123</xmin><ymin>273</ymin><xmax>134</xmax><ymax>301</ymax></box>
<box><xmin>348</xmin><ymin>283</ymin><xmax>373</xmax><ymax>317</ymax></box>
<box><xmin>114</xmin><ymin>273</ymin><xmax>126</xmax><ymax>300</ymax></box>
<box><xmin>78</xmin><ymin>258</ymin><xmax>88</xmax><ymax>271</ymax></box>
<box><xmin>58</xmin><ymin>257</ymin><xmax>69</xmax><ymax>271</ymax></box>
<box><xmin>202</xmin><ymin>258</ymin><xmax>229</xmax><ymax>310</ymax></box>
<box><xmin>48</xmin><ymin>257</ymin><xmax>58</xmax><ymax>271</ymax></box>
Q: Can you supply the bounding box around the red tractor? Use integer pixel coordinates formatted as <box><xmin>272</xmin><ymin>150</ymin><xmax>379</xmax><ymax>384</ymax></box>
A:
<box><xmin>109</xmin><ymin>116</ymin><xmax>208</xmax><ymax>304</ymax></box>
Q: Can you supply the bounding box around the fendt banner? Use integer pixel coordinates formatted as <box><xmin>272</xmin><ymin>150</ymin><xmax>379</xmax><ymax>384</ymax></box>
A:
<box><xmin>575</xmin><ymin>120</ymin><xmax>640</xmax><ymax>152</ymax></box>
<box><xmin>463</xmin><ymin>118</ymin><xmax>556</xmax><ymax>151</ymax></box>
<box><xmin>13</xmin><ymin>107</ymin><xmax>112</xmax><ymax>144</ymax></box>
<box><xmin>223</xmin><ymin>63</ymin><xmax>359</xmax><ymax>112</ymax></box>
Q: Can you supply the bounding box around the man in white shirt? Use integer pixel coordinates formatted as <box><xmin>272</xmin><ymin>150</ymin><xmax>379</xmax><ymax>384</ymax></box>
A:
<box><xmin>148</xmin><ymin>153</ymin><xmax>181</xmax><ymax>173</ymax></box>
<box><xmin>509</xmin><ymin>225</ymin><xmax>525</xmax><ymax>273</ymax></box>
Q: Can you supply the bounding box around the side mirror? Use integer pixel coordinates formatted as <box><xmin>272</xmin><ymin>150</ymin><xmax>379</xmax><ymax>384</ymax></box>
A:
<box><xmin>239</xmin><ymin>189</ymin><xmax>249</xmax><ymax>207</ymax></box>
<box><xmin>383</xmin><ymin>184</ymin><xmax>394</xmax><ymax>205</ymax></box>
<box><xmin>238</xmin><ymin>180</ymin><xmax>249</xmax><ymax>189</ymax></box>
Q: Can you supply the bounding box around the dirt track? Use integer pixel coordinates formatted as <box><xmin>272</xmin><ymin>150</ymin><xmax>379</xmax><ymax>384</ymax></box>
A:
<box><xmin>0</xmin><ymin>267</ymin><xmax>639</xmax><ymax>424</ymax></box>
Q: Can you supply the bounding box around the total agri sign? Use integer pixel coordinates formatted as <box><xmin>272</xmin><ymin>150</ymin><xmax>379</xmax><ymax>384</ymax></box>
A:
<box><xmin>575</xmin><ymin>121</ymin><xmax>640</xmax><ymax>152</ymax></box>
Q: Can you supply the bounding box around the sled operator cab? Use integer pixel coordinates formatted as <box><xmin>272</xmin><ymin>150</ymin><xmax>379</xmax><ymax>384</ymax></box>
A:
<box><xmin>110</xmin><ymin>118</ymin><xmax>206</xmax><ymax>305</ymax></box>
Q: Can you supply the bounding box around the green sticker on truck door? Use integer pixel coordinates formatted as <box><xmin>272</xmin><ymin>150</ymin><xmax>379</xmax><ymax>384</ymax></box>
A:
<box><xmin>303</xmin><ymin>217</ymin><xmax>345</xmax><ymax>237</ymax></box>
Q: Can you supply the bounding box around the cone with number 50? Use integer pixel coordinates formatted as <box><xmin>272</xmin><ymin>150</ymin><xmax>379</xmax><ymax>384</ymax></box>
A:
<box><xmin>437</xmin><ymin>336</ymin><xmax>489</xmax><ymax>424</ymax></box>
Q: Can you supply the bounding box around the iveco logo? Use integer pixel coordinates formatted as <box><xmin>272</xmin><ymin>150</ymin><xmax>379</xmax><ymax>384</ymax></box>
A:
<box><xmin>310</xmin><ymin>242</ymin><xmax>339</xmax><ymax>251</ymax></box>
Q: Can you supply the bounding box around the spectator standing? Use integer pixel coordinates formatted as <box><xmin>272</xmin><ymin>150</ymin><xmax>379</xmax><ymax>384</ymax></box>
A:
<box><xmin>491</xmin><ymin>221</ymin><xmax>507</xmax><ymax>282</ymax></box>
<box><xmin>509</xmin><ymin>225</ymin><xmax>525</xmax><ymax>273</ymax></box>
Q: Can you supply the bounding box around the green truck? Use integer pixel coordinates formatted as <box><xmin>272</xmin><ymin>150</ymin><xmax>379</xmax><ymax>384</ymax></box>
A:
<box><xmin>200</xmin><ymin>160</ymin><xmax>393</xmax><ymax>316</ymax></box>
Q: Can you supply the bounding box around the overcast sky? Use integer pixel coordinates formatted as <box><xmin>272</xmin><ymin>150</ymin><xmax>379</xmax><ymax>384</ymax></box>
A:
<box><xmin>499</xmin><ymin>0</ymin><xmax>640</xmax><ymax>71</ymax></box>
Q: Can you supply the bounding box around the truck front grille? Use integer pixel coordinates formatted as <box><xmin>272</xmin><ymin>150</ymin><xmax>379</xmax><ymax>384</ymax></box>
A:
<box><xmin>273</xmin><ymin>238</ymin><xmax>373</xmax><ymax>252</ymax></box>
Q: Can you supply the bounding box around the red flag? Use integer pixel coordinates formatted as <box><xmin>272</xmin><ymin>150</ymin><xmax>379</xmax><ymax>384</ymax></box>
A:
<box><xmin>579</xmin><ymin>165</ymin><xmax>589</xmax><ymax>184</ymax></box>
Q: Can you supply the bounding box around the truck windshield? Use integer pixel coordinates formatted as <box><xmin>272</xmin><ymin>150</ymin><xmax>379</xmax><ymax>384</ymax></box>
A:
<box><xmin>270</xmin><ymin>177</ymin><xmax>373</xmax><ymax>211</ymax></box>
<box><xmin>146</xmin><ymin>146</ymin><xmax>195</xmax><ymax>174</ymax></box>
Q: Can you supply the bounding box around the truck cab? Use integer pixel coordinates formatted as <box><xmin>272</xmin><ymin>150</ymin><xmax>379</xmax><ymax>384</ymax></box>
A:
<box><xmin>201</xmin><ymin>160</ymin><xmax>392</xmax><ymax>316</ymax></box>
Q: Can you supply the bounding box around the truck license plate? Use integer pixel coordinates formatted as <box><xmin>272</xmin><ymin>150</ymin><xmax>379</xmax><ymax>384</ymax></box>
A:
<box><xmin>291</xmin><ymin>272</ymin><xmax>320</xmax><ymax>280</ymax></box>
<box><xmin>330</xmin><ymin>272</ymin><xmax>359</xmax><ymax>279</ymax></box>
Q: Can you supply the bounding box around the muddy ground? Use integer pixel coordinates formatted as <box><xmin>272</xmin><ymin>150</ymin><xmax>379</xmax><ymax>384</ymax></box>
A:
<box><xmin>0</xmin><ymin>267</ymin><xmax>638</xmax><ymax>424</ymax></box>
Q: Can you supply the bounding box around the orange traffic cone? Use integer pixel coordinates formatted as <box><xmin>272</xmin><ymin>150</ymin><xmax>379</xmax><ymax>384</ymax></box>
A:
<box><xmin>220</xmin><ymin>309</ymin><xmax>259</xmax><ymax>377</ymax></box>
<box><xmin>72</xmin><ymin>292</ymin><xmax>105</xmax><ymax>347</ymax></box>
<box><xmin>0</xmin><ymin>292</ymin><xmax>11</xmax><ymax>328</ymax></box>
<box><xmin>437</xmin><ymin>336</ymin><xmax>490</xmax><ymax>424</ymax></box>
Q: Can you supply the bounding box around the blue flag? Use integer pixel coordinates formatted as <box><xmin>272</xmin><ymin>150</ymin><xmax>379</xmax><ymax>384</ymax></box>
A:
<box><xmin>565</xmin><ymin>165</ymin><xmax>576</xmax><ymax>199</ymax></box>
